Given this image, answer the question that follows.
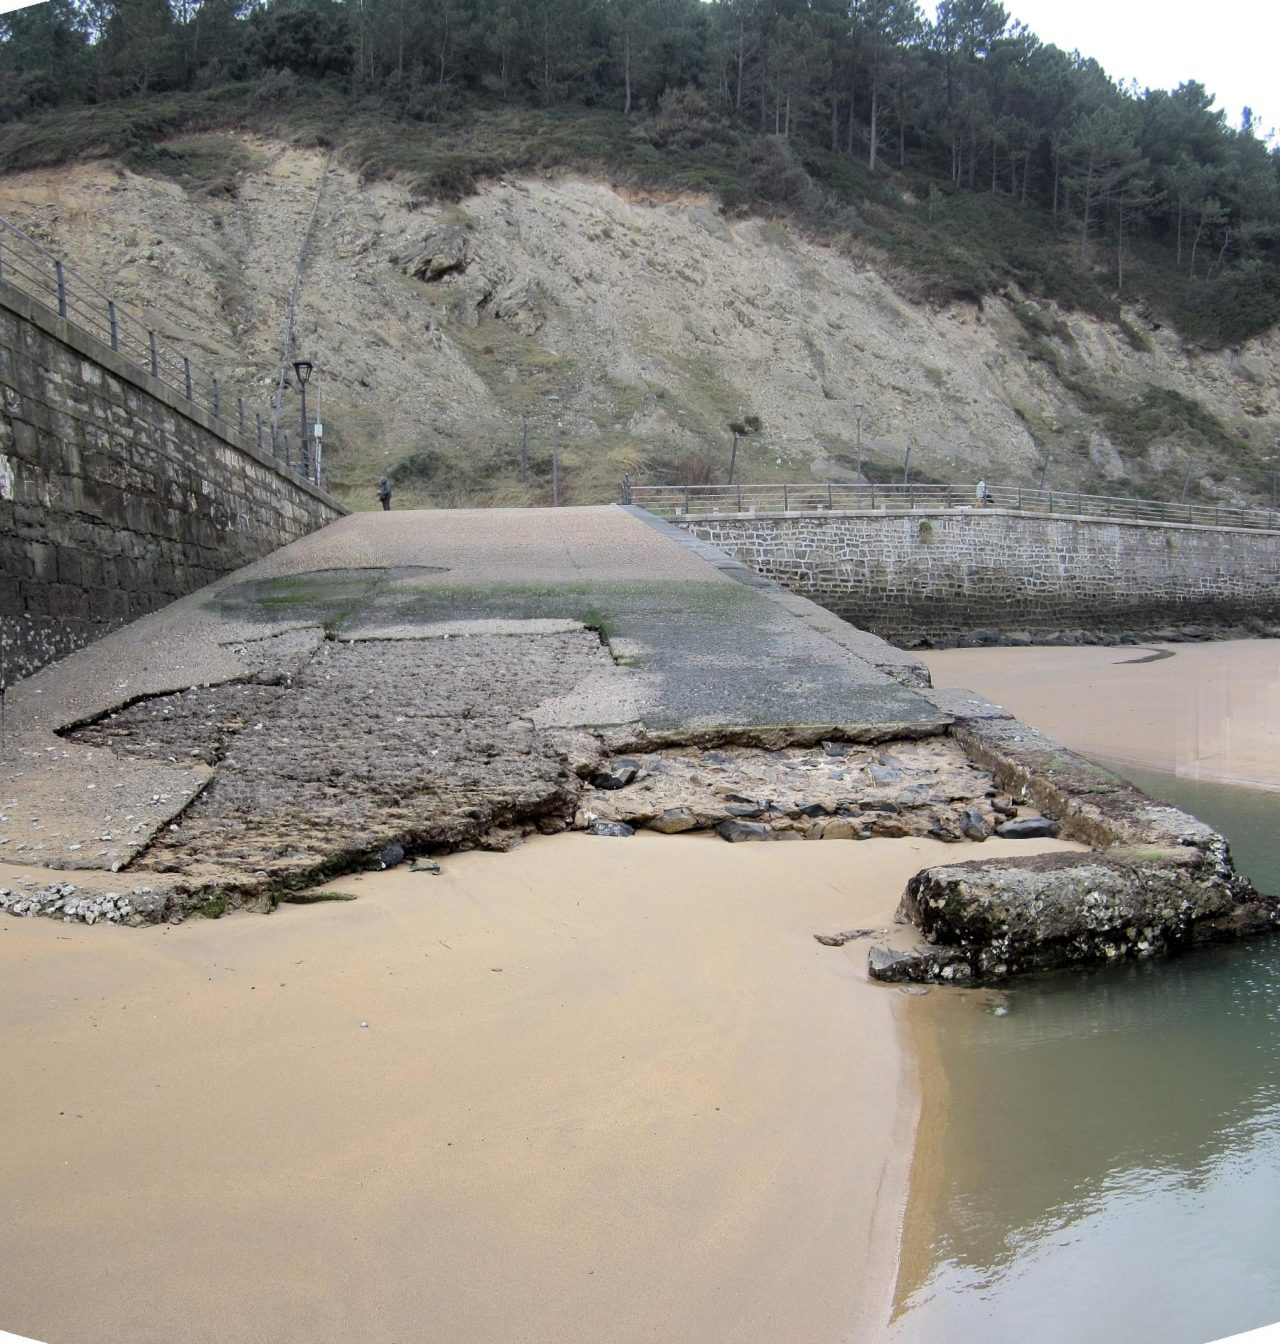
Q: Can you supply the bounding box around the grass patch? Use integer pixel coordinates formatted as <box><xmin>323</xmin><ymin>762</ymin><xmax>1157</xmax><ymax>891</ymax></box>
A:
<box><xmin>1065</xmin><ymin>380</ymin><xmax>1244</xmax><ymax>456</ymax></box>
<box><xmin>0</xmin><ymin>85</ymin><xmax>259</xmax><ymax>173</ymax></box>
<box><xmin>1012</xmin><ymin>300</ymin><xmax>1075</xmax><ymax>345</ymax></box>
<box><xmin>578</xmin><ymin>606</ymin><xmax>616</xmax><ymax>645</ymax></box>
<box><xmin>1117</xmin><ymin>318</ymin><xmax>1153</xmax><ymax>353</ymax></box>
<box><xmin>125</xmin><ymin>133</ymin><xmax>264</xmax><ymax>195</ymax></box>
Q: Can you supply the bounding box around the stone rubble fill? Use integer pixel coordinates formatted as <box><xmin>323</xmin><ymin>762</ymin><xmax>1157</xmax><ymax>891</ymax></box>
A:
<box><xmin>0</xmin><ymin>882</ymin><xmax>167</xmax><ymax>925</ymax></box>
<box><xmin>575</xmin><ymin>738</ymin><xmax>1011</xmax><ymax>843</ymax></box>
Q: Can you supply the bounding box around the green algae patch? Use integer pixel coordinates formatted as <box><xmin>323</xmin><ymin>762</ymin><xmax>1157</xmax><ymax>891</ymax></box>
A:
<box><xmin>279</xmin><ymin>889</ymin><xmax>359</xmax><ymax>904</ymax></box>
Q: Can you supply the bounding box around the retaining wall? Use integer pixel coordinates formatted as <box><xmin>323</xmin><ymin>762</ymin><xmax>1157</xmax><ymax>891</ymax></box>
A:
<box><xmin>0</xmin><ymin>283</ymin><xmax>345</xmax><ymax>684</ymax></box>
<box><xmin>677</xmin><ymin>509</ymin><xmax>1280</xmax><ymax>643</ymax></box>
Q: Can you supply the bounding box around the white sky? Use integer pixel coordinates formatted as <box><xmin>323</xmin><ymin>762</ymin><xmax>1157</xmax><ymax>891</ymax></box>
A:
<box><xmin>993</xmin><ymin>0</ymin><xmax>1279</xmax><ymax>135</ymax></box>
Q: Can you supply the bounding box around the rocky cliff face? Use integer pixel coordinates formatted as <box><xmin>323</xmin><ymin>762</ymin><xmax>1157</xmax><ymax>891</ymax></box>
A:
<box><xmin>3</xmin><ymin>133</ymin><xmax>1277</xmax><ymax>508</ymax></box>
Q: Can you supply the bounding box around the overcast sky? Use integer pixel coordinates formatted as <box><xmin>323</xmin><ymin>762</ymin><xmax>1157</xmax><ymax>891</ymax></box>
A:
<box><xmin>992</xmin><ymin>0</ymin><xmax>1279</xmax><ymax>135</ymax></box>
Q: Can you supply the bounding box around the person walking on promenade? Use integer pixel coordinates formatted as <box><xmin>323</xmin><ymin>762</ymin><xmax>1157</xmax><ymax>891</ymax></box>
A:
<box><xmin>378</xmin><ymin>476</ymin><xmax>392</xmax><ymax>511</ymax></box>
<box><xmin>975</xmin><ymin>479</ymin><xmax>990</xmax><ymax>508</ymax></box>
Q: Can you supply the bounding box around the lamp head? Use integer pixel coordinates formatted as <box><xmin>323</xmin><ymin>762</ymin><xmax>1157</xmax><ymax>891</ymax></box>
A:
<box><xmin>293</xmin><ymin>359</ymin><xmax>314</xmax><ymax>386</ymax></box>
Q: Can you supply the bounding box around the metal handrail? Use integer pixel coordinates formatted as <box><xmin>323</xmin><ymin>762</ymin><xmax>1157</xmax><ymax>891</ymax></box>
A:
<box><xmin>0</xmin><ymin>214</ymin><xmax>316</xmax><ymax>482</ymax></box>
<box><xmin>625</xmin><ymin>481</ymin><xmax>1280</xmax><ymax>532</ymax></box>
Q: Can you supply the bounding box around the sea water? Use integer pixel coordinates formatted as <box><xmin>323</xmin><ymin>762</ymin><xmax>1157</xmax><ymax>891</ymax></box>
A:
<box><xmin>887</xmin><ymin>766</ymin><xmax>1280</xmax><ymax>1344</ymax></box>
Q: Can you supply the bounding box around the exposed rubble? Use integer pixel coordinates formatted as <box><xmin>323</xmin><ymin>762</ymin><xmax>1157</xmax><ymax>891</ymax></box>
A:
<box><xmin>864</xmin><ymin>717</ymin><xmax>1280</xmax><ymax>983</ymax></box>
<box><xmin>573</xmin><ymin>739</ymin><xmax>1013</xmax><ymax>843</ymax></box>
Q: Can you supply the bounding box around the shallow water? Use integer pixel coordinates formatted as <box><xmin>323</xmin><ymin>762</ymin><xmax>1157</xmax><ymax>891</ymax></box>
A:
<box><xmin>889</xmin><ymin>766</ymin><xmax>1280</xmax><ymax>1344</ymax></box>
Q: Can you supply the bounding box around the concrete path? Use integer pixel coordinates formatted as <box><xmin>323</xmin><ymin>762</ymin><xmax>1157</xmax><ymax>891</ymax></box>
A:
<box><xmin>0</xmin><ymin>505</ymin><xmax>955</xmax><ymax>906</ymax></box>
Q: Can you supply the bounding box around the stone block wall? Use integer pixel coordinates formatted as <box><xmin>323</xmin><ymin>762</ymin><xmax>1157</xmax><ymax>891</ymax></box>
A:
<box><xmin>679</xmin><ymin>510</ymin><xmax>1280</xmax><ymax>643</ymax></box>
<box><xmin>1</xmin><ymin>284</ymin><xmax>345</xmax><ymax>685</ymax></box>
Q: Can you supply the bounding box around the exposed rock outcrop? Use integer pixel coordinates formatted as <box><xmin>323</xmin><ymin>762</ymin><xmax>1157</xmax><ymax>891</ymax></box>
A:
<box><xmin>3</xmin><ymin>146</ymin><xmax>1275</xmax><ymax>505</ymax></box>
<box><xmin>394</xmin><ymin>222</ymin><xmax>473</xmax><ymax>281</ymax></box>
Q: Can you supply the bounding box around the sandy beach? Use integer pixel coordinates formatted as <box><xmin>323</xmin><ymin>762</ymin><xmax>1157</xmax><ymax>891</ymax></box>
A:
<box><xmin>0</xmin><ymin>829</ymin><xmax>1085</xmax><ymax>1344</ymax></box>
<box><xmin>921</xmin><ymin>640</ymin><xmax>1280</xmax><ymax>790</ymax></box>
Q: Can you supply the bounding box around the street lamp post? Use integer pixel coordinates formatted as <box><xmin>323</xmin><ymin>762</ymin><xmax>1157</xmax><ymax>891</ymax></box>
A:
<box><xmin>853</xmin><ymin>401</ymin><xmax>865</xmax><ymax>477</ymax></box>
<box><xmin>548</xmin><ymin>394</ymin><xmax>561</xmax><ymax>506</ymax></box>
<box><xmin>293</xmin><ymin>359</ymin><xmax>313</xmax><ymax>479</ymax></box>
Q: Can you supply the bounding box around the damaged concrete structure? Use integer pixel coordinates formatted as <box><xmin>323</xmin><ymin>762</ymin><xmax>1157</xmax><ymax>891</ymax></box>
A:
<box><xmin>1</xmin><ymin>505</ymin><xmax>1274</xmax><ymax>981</ymax></box>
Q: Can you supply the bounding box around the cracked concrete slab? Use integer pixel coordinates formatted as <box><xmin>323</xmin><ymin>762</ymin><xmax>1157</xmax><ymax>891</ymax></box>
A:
<box><xmin>2</xmin><ymin>505</ymin><xmax>955</xmax><ymax>911</ymax></box>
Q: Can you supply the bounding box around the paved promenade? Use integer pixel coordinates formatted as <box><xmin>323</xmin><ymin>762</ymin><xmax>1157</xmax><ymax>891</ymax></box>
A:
<box><xmin>0</xmin><ymin>505</ymin><xmax>960</xmax><ymax>910</ymax></box>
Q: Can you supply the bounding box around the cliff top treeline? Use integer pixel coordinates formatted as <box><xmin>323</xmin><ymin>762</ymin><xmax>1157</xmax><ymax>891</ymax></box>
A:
<box><xmin>3</xmin><ymin>0</ymin><xmax>1279</xmax><ymax>345</ymax></box>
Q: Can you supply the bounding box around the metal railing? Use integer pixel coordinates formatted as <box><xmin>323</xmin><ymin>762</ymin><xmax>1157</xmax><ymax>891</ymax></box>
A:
<box><xmin>0</xmin><ymin>215</ymin><xmax>318</xmax><ymax>482</ymax></box>
<box><xmin>624</xmin><ymin>480</ymin><xmax>1280</xmax><ymax>531</ymax></box>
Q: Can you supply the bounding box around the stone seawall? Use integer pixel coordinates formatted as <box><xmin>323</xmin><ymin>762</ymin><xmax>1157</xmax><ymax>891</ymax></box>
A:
<box><xmin>0</xmin><ymin>283</ymin><xmax>345</xmax><ymax>684</ymax></box>
<box><xmin>678</xmin><ymin>510</ymin><xmax>1280</xmax><ymax>643</ymax></box>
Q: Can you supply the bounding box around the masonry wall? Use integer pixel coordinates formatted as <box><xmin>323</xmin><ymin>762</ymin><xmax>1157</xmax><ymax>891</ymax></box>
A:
<box><xmin>678</xmin><ymin>510</ymin><xmax>1280</xmax><ymax>643</ymax></box>
<box><xmin>0</xmin><ymin>284</ymin><xmax>346</xmax><ymax>685</ymax></box>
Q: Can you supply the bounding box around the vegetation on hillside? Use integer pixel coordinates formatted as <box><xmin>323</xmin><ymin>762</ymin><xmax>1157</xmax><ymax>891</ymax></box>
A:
<box><xmin>2</xmin><ymin>0</ymin><xmax>1278</xmax><ymax>350</ymax></box>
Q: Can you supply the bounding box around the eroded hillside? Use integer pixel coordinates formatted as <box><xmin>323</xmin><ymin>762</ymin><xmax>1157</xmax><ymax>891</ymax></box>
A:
<box><xmin>2</xmin><ymin>133</ymin><xmax>1277</xmax><ymax>509</ymax></box>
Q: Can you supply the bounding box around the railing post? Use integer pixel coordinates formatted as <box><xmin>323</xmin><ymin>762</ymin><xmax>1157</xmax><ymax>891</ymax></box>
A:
<box><xmin>183</xmin><ymin>357</ymin><xmax>193</xmax><ymax>401</ymax></box>
<box><xmin>271</xmin><ymin>422</ymin><xmax>278</xmax><ymax>458</ymax></box>
<box><xmin>212</xmin><ymin>376</ymin><xmax>220</xmax><ymax>420</ymax></box>
<box><xmin>54</xmin><ymin>259</ymin><xmax>67</xmax><ymax>318</ymax></box>
<box><xmin>284</xmin><ymin>431</ymin><xmax>291</xmax><ymax>467</ymax></box>
<box><xmin>737</xmin><ymin>485</ymin><xmax>743</xmax><ymax>512</ymax></box>
<box><xmin>107</xmin><ymin>300</ymin><xmax>119</xmax><ymax>352</ymax></box>
<box><xmin>783</xmin><ymin>483</ymin><xmax>789</xmax><ymax>511</ymax></box>
<box><xmin>149</xmin><ymin>331</ymin><xmax>159</xmax><ymax>378</ymax></box>
<box><xmin>238</xmin><ymin>398</ymin><xmax>245</xmax><ymax>437</ymax></box>
<box><xmin>257</xmin><ymin>414</ymin><xmax>263</xmax><ymax>453</ymax></box>
<box><xmin>827</xmin><ymin>482</ymin><xmax>833</xmax><ymax>509</ymax></box>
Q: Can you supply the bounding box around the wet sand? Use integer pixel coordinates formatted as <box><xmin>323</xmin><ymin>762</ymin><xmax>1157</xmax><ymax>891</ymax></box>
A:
<box><xmin>0</xmin><ymin>830</ymin><xmax>1082</xmax><ymax>1344</ymax></box>
<box><xmin>921</xmin><ymin>640</ymin><xmax>1280</xmax><ymax>789</ymax></box>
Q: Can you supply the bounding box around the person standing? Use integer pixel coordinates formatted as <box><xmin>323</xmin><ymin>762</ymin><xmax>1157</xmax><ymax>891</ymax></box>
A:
<box><xmin>377</xmin><ymin>476</ymin><xmax>392</xmax><ymax>511</ymax></box>
<box><xmin>975</xmin><ymin>479</ymin><xmax>989</xmax><ymax>508</ymax></box>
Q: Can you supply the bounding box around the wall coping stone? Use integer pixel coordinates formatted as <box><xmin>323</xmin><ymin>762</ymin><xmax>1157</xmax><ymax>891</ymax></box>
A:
<box><xmin>673</xmin><ymin>507</ymin><xmax>1280</xmax><ymax>537</ymax></box>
